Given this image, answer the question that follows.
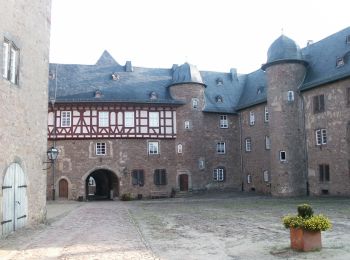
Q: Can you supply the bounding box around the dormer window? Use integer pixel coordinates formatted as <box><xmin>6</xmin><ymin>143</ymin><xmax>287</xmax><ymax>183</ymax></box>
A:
<box><xmin>149</xmin><ymin>91</ymin><xmax>158</xmax><ymax>100</ymax></box>
<box><xmin>111</xmin><ymin>72</ymin><xmax>120</xmax><ymax>80</ymax></box>
<box><xmin>346</xmin><ymin>35</ymin><xmax>350</xmax><ymax>44</ymax></box>
<box><xmin>216</xmin><ymin>78</ymin><xmax>223</xmax><ymax>86</ymax></box>
<box><xmin>215</xmin><ymin>95</ymin><xmax>223</xmax><ymax>103</ymax></box>
<box><xmin>49</xmin><ymin>71</ymin><xmax>55</xmax><ymax>80</ymax></box>
<box><xmin>95</xmin><ymin>90</ymin><xmax>102</xmax><ymax>98</ymax></box>
<box><xmin>336</xmin><ymin>57</ymin><xmax>345</xmax><ymax>67</ymax></box>
<box><xmin>257</xmin><ymin>86</ymin><xmax>264</xmax><ymax>95</ymax></box>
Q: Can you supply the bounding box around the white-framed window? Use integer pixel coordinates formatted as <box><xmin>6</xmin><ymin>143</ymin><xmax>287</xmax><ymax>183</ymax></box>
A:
<box><xmin>184</xmin><ymin>120</ymin><xmax>190</xmax><ymax>129</ymax></box>
<box><xmin>192</xmin><ymin>98</ymin><xmax>199</xmax><ymax>109</ymax></box>
<box><xmin>213</xmin><ymin>167</ymin><xmax>225</xmax><ymax>182</ymax></box>
<box><xmin>177</xmin><ymin>144</ymin><xmax>183</xmax><ymax>154</ymax></box>
<box><xmin>263</xmin><ymin>170</ymin><xmax>269</xmax><ymax>182</ymax></box>
<box><xmin>315</xmin><ymin>129</ymin><xmax>327</xmax><ymax>145</ymax></box>
<box><xmin>247</xmin><ymin>174</ymin><xmax>252</xmax><ymax>184</ymax></box>
<box><xmin>287</xmin><ymin>91</ymin><xmax>294</xmax><ymax>102</ymax></box>
<box><xmin>2</xmin><ymin>39</ymin><xmax>20</xmax><ymax>84</ymax></box>
<box><xmin>98</xmin><ymin>111</ymin><xmax>109</xmax><ymax>127</ymax></box>
<box><xmin>148</xmin><ymin>141</ymin><xmax>159</xmax><ymax>155</ymax></box>
<box><xmin>216</xmin><ymin>142</ymin><xmax>226</xmax><ymax>154</ymax></box>
<box><xmin>265</xmin><ymin>136</ymin><xmax>271</xmax><ymax>150</ymax></box>
<box><xmin>220</xmin><ymin>115</ymin><xmax>228</xmax><ymax>128</ymax></box>
<box><xmin>245</xmin><ymin>138</ymin><xmax>251</xmax><ymax>152</ymax></box>
<box><xmin>198</xmin><ymin>159</ymin><xmax>205</xmax><ymax>170</ymax></box>
<box><xmin>125</xmin><ymin>111</ymin><xmax>135</xmax><ymax>127</ymax></box>
<box><xmin>264</xmin><ymin>106</ymin><xmax>269</xmax><ymax>122</ymax></box>
<box><xmin>279</xmin><ymin>151</ymin><xmax>286</xmax><ymax>162</ymax></box>
<box><xmin>149</xmin><ymin>112</ymin><xmax>159</xmax><ymax>127</ymax></box>
<box><xmin>61</xmin><ymin>111</ymin><xmax>71</xmax><ymax>127</ymax></box>
<box><xmin>96</xmin><ymin>142</ymin><xmax>106</xmax><ymax>155</ymax></box>
<box><xmin>249</xmin><ymin>111</ymin><xmax>255</xmax><ymax>126</ymax></box>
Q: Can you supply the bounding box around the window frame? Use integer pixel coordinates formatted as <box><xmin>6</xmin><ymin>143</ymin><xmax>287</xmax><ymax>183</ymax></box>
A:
<box><xmin>313</xmin><ymin>95</ymin><xmax>325</xmax><ymax>113</ymax></box>
<box><xmin>154</xmin><ymin>169</ymin><xmax>167</xmax><ymax>185</ymax></box>
<box><xmin>220</xmin><ymin>115</ymin><xmax>228</xmax><ymax>128</ymax></box>
<box><xmin>263</xmin><ymin>170</ymin><xmax>269</xmax><ymax>182</ymax></box>
<box><xmin>213</xmin><ymin>167</ymin><xmax>225</xmax><ymax>182</ymax></box>
<box><xmin>192</xmin><ymin>98</ymin><xmax>199</xmax><ymax>109</ymax></box>
<box><xmin>245</xmin><ymin>138</ymin><xmax>251</xmax><ymax>152</ymax></box>
<box><xmin>319</xmin><ymin>164</ymin><xmax>330</xmax><ymax>183</ymax></box>
<box><xmin>265</xmin><ymin>136</ymin><xmax>271</xmax><ymax>150</ymax></box>
<box><xmin>125</xmin><ymin>111</ymin><xmax>135</xmax><ymax>127</ymax></box>
<box><xmin>315</xmin><ymin>129</ymin><xmax>327</xmax><ymax>145</ymax></box>
<box><xmin>249</xmin><ymin>111</ymin><xmax>255</xmax><ymax>126</ymax></box>
<box><xmin>279</xmin><ymin>151</ymin><xmax>286</xmax><ymax>162</ymax></box>
<box><xmin>98</xmin><ymin>111</ymin><xmax>109</xmax><ymax>127</ymax></box>
<box><xmin>216</xmin><ymin>142</ymin><xmax>226</xmax><ymax>154</ymax></box>
<box><xmin>184</xmin><ymin>120</ymin><xmax>190</xmax><ymax>129</ymax></box>
<box><xmin>2</xmin><ymin>39</ymin><xmax>20</xmax><ymax>85</ymax></box>
<box><xmin>287</xmin><ymin>90</ymin><xmax>294</xmax><ymax>102</ymax></box>
<box><xmin>149</xmin><ymin>111</ymin><xmax>159</xmax><ymax>127</ymax></box>
<box><xmin>148</xmin><ymin>141</ymin><xmax>159</xmax><ymax>155</ymax></box>
<box><xmin>96</xmin><ymin>142</ymin><xmax>107</xmax><ymax>156</ymax></box>
<box><xmin>264</xmin><ymin>106</ymin><xmax>269</xmax><ymax>122</ymax></box>
<box><xmin>177</xmin><ymin>144</ymin><xmax>183</xmax><ymax>154</ymax></box>
<box><xmin>61</xmin><ymin>111</ymin><xmax>72</xmax><ymax>127</ymax></box>
<box><xmin>247</xmin><ymin>174</ymin><xmax>252</xmax><ymax>184</ymax></box>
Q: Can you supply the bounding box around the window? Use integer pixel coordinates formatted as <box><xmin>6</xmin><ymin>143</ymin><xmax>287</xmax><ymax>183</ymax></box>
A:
<box><xmin>287</xmin><ymin>91</ymin><xmax>294</xmax><ymax>102</ymax></box>
<box><xmin>61</xmin><ymin>111</ymin><xmax>71</xmax><ymax>127</ymax></box>
<box><xmin>148</xmin><ymin>141</ymin><xmax>159</xmax><ymax>155</ymax></box>
<box><xmin>125</xmin><ymin>111</ymin><xmax>135</xmax><ymax>127</ymax></box>
<box><xmin>213</xmin><ymin>167</ymin><xmax>225</xmax><ymax>182</ymax></box>
<box><xmin>319</xmin><ymin>164</ymin><xmax>330</xmax><ymax>182</ymax></box>
<box><xmin>98</xmin><ymin>111</ymin><xmax>109</xmax><ymax>127</ymax></box>
<box><xmin>177</xmin><ymin>144</ymin><xmax>183</xmax><ymax>154</ymax></box>
<box><xmin>249</xmin><ymin>111</ymin><xmax>255</xmax><ymax>126</ymax></box>
<box><xmin>192</xmin><ymin>98</ymin><xmax>199</xmax><ymax>109</ymax></box>
<box><xmin>2</xmin><ymin>39</ymin><xmax>19</xmax><ymax>84</ymax></box>
<box><xmin>220</xmin><ymin>115</ymin><xmax>228</xmax><ymax>128</ymax></box>
<box><xmin>247</xmin><ymin>174</ymin><xmax>252</xmax><ymax>184</ymax></box>
<box><xmin>154</xmin><ymin>169</ymin><xmax>167</xmax><ymax>185</ymax></box>
<box><xmin>198</xmin><ymin>159</ymin><xmax>205</xmax><ymax>170</ymax></box>
<box><xmin>263</xmin><ymin>170</ymin><xmax>269</xmax><ymax>182</ymax></box>
<box><xmin>216</xmin><ymin>78</ymin><xmax>223</xmax><ymax>86</ymax></box>
<box><xmin>265</xmin><ymin>136</ymin><xmax>271</xmax><ymax>150</ymax></box>
<box><xmin>245</xmin><ymin>138</ymin><xmax>251</xmax><ymax>152</ymax></box>
<box><xmin>149</xmin><ymin>112</ymin><xmax>159</xmax><ymax>127</ymax></box>
<box><xmin>132</xmin><ymin>169</ymin><xmax>144</xmax><ymax>186</ymax></box>
<box><xmin>280</xmin><ymin>151</ymin><xmax>286</xmax><ymax>162</ymax></box>
<box><xmin>216</xmin><ymin>142</ymin><xmax>226</xmax><ymax>154</ymax></box>
<box><xmin>96</xmin><ymin>142</ymin><xmax>106</xmax><ymax>155</ymax></box>
<box><xmin>313</xmin><ymin>95</ymin><xmax>325</xmax><ymax>113</ymax></box>
<box><xmin>336</xmin><ymin>57</ymin><xmax>345</xmax><ymax>67</ymax></box>
<box><xmin>347</xmin><ymin>88</ymin><xmax>350</xmax><ymax>106</ymax></box>
<box><xmin>264</xmin><ymin>106</ymin><xmax>269</xmax><ymax>122</ymax></box>
<box><xmin>215</xmin><ymin>95</ymin><xmax>223</xmax><ymax>103</ymax></box>
<box><xmin>315</xmin><ymin>129</ymin><xmax>327</xmax><ymax>145</ymax></box>
<box><xmin>184</xmin><ymin>120</ymin><xmax>190</xmax><ymax>129</ymax></box>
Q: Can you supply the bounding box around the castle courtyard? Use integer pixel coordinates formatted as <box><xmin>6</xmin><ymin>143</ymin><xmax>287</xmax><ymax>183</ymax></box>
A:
<box><xmin>0</xmin><ymin>193</ymin><xmax>349</xmax><ymax>259</ymax></box>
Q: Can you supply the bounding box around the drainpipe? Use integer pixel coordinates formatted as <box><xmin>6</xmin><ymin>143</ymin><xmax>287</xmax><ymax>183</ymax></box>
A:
<box><xmin>239</xmin><ymin>113</ymin><xmax>244</xmax><ymax>192</ymax></box>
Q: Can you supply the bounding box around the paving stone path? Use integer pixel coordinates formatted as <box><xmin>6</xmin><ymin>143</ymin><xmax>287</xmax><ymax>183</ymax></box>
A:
<box><xmin>0</xmin><ymin>201</ymin><xmax>156</xmax><ymax>260</ymax></box>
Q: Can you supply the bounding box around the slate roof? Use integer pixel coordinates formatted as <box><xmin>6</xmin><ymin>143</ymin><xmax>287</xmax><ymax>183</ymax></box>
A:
<box><xmin>49</xmin><ymin>27</ymin><xmax>350</xmax><ymax>113</ymax></box>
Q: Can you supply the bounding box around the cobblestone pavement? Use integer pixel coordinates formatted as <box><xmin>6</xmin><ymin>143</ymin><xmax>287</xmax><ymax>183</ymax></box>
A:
<box><xmin>0</xmin><ymin>201</ymin><xmax>157</xmax><ymax>260</ymax></box>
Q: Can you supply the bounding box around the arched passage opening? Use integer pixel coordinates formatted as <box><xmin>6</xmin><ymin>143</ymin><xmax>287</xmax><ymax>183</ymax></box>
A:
<box><xmin>85</xmin><ymin>169</ymin><xmax>119</xmax><ymax>200</ymax></box>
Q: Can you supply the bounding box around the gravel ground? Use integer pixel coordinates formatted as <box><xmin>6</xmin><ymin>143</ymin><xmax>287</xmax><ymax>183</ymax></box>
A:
<box><xmin>0</xmin><ymin>192</ymin><xmax>349</xmax><ymax>259</ymax></box>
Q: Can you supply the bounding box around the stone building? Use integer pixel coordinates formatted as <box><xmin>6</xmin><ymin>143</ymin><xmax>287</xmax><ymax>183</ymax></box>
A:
<box><xmin>48</xmin><ymin>27</ymin><xmax>350</xmax><ymax>200</ymax></box>
<box><xmin>0</xmin><ymin>0</ymin><xmax>52</xmax><ymax>237</ymax></box>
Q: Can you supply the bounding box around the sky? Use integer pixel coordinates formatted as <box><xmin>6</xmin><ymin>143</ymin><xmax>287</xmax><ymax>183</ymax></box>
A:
<box><xmin>49</xmin><ymin>0</ymin><xmax>349</xmax><ymax>74</ymax></box>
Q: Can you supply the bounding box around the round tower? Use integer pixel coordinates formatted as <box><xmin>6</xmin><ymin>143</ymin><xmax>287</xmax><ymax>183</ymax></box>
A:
<box><xmin>262</xmin><ymin>35</ymin><xmax>308</xmax><ymax>196</ymax></box>
<box><xmin>168</xmin><ymin>63</ymin><xmax>206</xmax><ymax>192</ymax></box>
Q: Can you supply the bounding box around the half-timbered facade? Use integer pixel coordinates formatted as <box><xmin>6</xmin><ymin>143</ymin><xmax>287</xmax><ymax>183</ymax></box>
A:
<box><xmin>48</xmin><ymin>27</ymin><xmax>350</xmax><ymax>200</ymax></box>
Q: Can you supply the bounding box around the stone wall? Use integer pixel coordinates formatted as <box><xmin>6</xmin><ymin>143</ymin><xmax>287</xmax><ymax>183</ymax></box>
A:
<box><xmin>0</xmin><ymin>0</ymin><xmax>51</xmax><ymax>227</ymax></box>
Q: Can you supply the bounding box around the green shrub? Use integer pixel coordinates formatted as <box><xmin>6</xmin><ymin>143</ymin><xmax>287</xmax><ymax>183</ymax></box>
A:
<box><xmin>297</xmin><ymin>204</ymin><xmax>314</xmax><ymax>219</ymax></box>
<box><xmin>120</xmin><ymin>193</ymin><xmax>132</xmax><ymax>201</ymax></box>
<box><xmin>282</xmin><ymin>204</ymin><xmax>332</xmax><ymax>232</ymax></box>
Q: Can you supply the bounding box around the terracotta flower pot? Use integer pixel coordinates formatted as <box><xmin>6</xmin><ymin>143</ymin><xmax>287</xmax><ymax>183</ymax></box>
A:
<box><xmin>290</xmin><ymin>227</ymin><xmax>322</xmax><ymax>251</ymax></box>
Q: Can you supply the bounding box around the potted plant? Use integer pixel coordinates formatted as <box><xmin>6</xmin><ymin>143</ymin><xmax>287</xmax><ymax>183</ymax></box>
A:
<box><xmin>282</xmin><ymin>204</ymin><xmax>332</xmax><ymax>251</ymax></box>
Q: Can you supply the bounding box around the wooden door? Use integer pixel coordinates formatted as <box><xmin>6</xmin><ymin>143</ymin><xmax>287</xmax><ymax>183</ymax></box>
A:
<box><xmin>59</xmin><ymin>179</ymin><xmax>68</xmax><ymax>199</ymax></box>
<box><xmin>2</xmin><ymin>163</ymin><xmax>27</xmax><ymax>237</ymax></box>
<box><xmin>179</xmin><ymin>174</ymin><xmax>188</xmax><ymax>191</ymax></box>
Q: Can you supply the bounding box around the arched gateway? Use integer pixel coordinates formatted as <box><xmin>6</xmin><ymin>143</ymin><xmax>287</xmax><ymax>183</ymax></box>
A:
<box><xmin>85</xmin><ymin>169</ymin><xmax>119</xmax><ymax>200</ymax></box>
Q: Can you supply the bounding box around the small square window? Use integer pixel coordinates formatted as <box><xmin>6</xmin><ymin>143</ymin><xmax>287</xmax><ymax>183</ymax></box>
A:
<box><xmin>96</xmin><ymin>142</ymin><xmax>106</xmax><ymax>155</ymax></box>
<box><xmin>148</xmin><ymin>141</ymin><xmax>159</xmax><ymax>155</ymax></box>
<box><xmin>220</xmin><ymin>115</ymin><xmax>228</xmax><ymax>128</ymax></box>
<box><xmin>279</xmin><ymin>151</ymin><xmax>286</xmax><ymax>162</ymax></box>
<box><xmin>216</xmin><ymin>142</ymin><xmax>226</xmax><ymax>154</ymax></box>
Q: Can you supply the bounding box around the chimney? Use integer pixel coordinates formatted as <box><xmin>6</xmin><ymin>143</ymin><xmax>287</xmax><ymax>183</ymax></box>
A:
<box><xmin>125</xmin><ymin>61</ymin><xmax>133</xmax><ymax>72</ymax></box>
